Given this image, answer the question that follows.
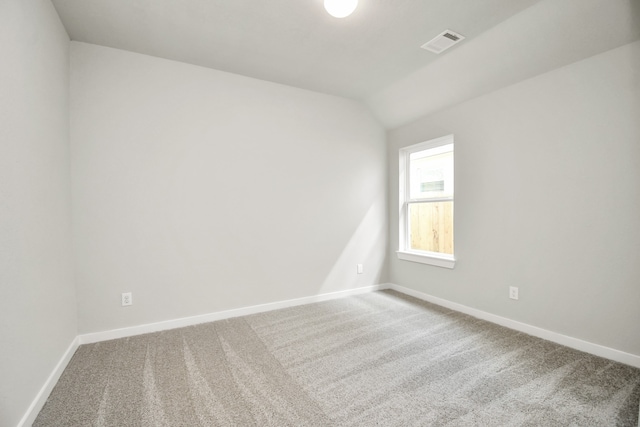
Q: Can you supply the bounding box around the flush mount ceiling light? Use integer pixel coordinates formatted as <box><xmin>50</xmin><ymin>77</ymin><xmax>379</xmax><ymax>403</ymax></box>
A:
<box><xmin>324</xmin><ymin>0</ymin><xmax>358</xmax><ymax>18</ymax></box>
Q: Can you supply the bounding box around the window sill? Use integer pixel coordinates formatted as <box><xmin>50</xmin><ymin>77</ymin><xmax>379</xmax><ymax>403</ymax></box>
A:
<box><xmin>396</xmin><ymin>250</ymin><xmax>456</xmax><ymax>269</ymax></box>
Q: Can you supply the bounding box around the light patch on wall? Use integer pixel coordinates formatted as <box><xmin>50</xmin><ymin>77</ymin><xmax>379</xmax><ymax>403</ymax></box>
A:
<box><xmin>319</xmin><ymin>194</ymin><xmax>387</xmax><ymax>294</ymax></box>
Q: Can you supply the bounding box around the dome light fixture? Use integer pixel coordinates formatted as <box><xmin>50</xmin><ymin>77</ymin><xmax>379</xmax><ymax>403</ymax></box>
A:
<box><xmin>324</xmin><ymin>0</ymin><xmax>358</xmax><ymax>18</ymax></box>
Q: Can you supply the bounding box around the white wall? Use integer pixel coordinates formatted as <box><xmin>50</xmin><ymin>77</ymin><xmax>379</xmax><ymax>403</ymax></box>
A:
<box><xmin>70</xmin><ymin>42</ymin><xmax>387</xmax><ymax>334</ymax></box>
<box><xmin>0</xmin><ymin>1</ymin><xmax>77</xmax><ymax>425</ymax></box>
<box><xmin>388</xmin><ymin>40</ymin><xmax>640</xmax><ymax>357</ymax></box>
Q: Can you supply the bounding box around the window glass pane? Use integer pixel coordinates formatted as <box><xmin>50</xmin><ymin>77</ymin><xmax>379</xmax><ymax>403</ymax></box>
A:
<box><xmin>409</xmin><ymin>144</ymin><xmax>453</xmax><ymax>200</ymax></box>
<box><xmin>408</xmin><ymin>201</ymin><xmax>453</xmax><ymax>255</ymax></box>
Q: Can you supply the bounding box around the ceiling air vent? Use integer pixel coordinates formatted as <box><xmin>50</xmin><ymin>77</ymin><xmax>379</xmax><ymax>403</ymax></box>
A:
<box><xmin>421</xmin><ymin>30</ymin><xmax>465</xmax><ymax>54</ymax></box>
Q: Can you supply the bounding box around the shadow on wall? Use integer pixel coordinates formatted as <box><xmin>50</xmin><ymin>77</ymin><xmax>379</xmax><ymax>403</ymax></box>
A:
<box><xmin>319</xmin><ymin>193</ymin><xmax>388</xmax><ymax>294</ymax></box>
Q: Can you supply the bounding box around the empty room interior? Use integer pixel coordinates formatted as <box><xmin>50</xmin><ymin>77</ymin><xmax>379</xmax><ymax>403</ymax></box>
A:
<box><xmin>2</xmin><ymin>0</ymin><xmax>640</xmax><ymax>425</ymax></box>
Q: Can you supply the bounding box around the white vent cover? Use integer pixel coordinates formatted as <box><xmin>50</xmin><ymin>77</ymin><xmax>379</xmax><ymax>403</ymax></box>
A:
<box><xmin>421</xmin><ymin>30</ymin><xmax>465</xmax><ymax>54</ymax></box>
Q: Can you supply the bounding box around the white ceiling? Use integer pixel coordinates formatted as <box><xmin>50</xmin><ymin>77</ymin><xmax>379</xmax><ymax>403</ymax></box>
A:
<box><xmin>51</xmin><ymin>0</ymin><xmax>640</xmax><ymax>128</ymax></box>
<box><xmin>367</xmin><ymin>0</ymin><xmax>640</xmax><ymax>127</ymax></box>
<box><xmin>51</xmin><ymin>0</ymin><xmax>541</xmax><ymax>100</ymax></box>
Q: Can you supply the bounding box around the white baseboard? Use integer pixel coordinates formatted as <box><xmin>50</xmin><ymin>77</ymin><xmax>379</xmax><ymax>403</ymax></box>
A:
<box><xmin>20</xmin><ymin>285</ymin><xmax>389</xmax><ymax>425</ymax></box>
<box><xmin>79</xmin><ymin>284</ymin><xmax>390</xmax><ymax>345</ymax></box>
<box><xmin>18</xmin><ymin>336</ymin><xmax>80</xmax><ymax>427</ymax></box>
<box><xmin>388</xmin><ymin>283</ymin><xmax>640</xmax><ymax>369</ymax></box>
<box><xmin>21</xmin><ymin>282</ymin><xmax>638</xmax><ymax>427</ymax></box>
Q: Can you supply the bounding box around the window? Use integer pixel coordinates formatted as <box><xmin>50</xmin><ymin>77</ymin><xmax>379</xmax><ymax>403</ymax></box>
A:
<box><xmin>398</xmin><ymin>135</ymin><xmax>455</xmax><ymax>268</ymax></box>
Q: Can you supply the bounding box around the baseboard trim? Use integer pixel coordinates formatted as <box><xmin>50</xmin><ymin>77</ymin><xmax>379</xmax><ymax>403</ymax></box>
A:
<box><xmin>79</xmin><ymin>284</ymin><xmax>390</xmax><ymax>345</ymax></box>
<box><xmin>17</xmin><ymin>336</ymin><xmax>80</xmax><ymax>427</ymax></box>
<box><xmin>388</xmin><ymin>283</ymin><xmax>640</xmax><ymax>369</ymax></box>
<box><xmin>17</xmin><ymin>282</ymin><xmax>640</xmax><ymax>426</ymax></box>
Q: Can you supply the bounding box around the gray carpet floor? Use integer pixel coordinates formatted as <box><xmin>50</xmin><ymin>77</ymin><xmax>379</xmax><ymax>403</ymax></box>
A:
<box><xmin>34</xmin><ymin>290</ymin><xmax>640</xmax><ymax>426</ymax></box>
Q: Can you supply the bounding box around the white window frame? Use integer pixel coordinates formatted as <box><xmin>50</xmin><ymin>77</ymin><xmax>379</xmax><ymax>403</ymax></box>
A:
<box><xmin>397</xmin><ymin>134</ymin><xmax>455</xmax><ymax>269</ymax></box>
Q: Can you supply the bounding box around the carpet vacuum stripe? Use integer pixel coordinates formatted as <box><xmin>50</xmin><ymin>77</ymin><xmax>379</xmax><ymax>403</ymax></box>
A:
<box><xmin>34</xmin><ymin>290</ymin><xmax>640</xmax><ymax>426</ymax></box>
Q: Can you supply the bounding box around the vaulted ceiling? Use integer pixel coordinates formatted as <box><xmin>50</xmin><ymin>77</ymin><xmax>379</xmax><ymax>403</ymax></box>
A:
<box><xmin>52</xmin><ymin>0</ymin><xmax>640</xmax><ymax>128</ymax></box>
<box><xmin>51</xmin><ymin>0</ymin><xmax>540</xmax><ymax>98</ymax></box>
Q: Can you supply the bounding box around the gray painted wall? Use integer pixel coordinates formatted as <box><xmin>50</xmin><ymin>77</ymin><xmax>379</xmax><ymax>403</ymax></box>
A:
<box><xmin>70</xmin><ymin>42</ymin><xmax>388</xmax><ymax>334</ymax></box>
<box><xmin>3</xmin><ymin>3</ymin><xmax>638</xmax><ymax>423</ymax></box>
<box><xmin>388</xmin><ymin>40</ymin><xmax>640</xmax><ymax>357</ymax></box>
<box><xmin>0</xmin><ymin>1</ymin><xmax>77</xmax><ymax>425</ymax></box>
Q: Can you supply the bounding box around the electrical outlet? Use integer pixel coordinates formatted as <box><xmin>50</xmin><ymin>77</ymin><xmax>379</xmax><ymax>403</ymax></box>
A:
<box><xmin>122</xmin><ymin>292</ymin><xmax>132</xmax><ymax>306</ymax></box>
<box><xmin>509</xmin><ymin>287</ymin><xmax>519</xmax><ymax>300</ymax></box>
<box><xmin>357</xmin><ymin>264</ymin><xmax>363</xmax><ymax>274</ymax></box>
